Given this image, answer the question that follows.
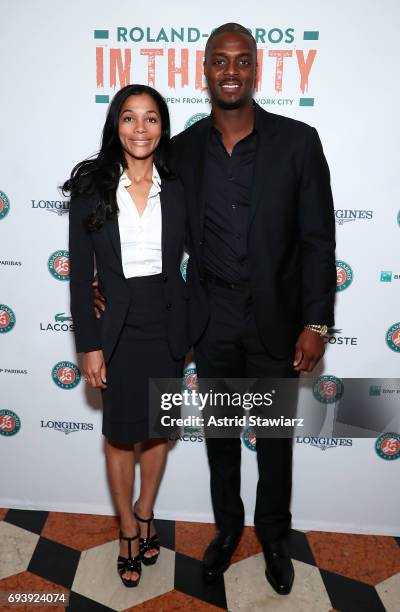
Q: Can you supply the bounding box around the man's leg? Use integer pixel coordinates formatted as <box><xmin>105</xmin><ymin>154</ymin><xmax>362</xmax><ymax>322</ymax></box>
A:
<box><xmin>253</xmin><ymin>437</ymin><xmax>293</xmax><ymax>541</ymax></box>
<box><xmin>245</xmin><ymin>357</ymin><xmax>296</xmax><ymax>542</ymax></box>
<box><xmin>243</xmin><ymin>299</ymin><xmax>297</xmax><ymax>594</ymax></box>
<box><xmin>194</xmin><ymin>282</ymin><xmax>247</xmax><ymax>580</ymax></box>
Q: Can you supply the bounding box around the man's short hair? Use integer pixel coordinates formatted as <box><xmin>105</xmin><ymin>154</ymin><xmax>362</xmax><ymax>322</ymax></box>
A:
<box><xmin>204</xmin><ymin>23</ymin><xmax>257</xmax><ymax>60</ymax></box>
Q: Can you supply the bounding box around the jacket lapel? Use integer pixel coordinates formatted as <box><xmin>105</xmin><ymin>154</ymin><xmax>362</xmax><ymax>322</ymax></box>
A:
<box><xmin>160</xmin><ymin>179</ymin><xmax>169</xmax><ymax>271</ymax></box>
<box><xmin>248</xmin><ymin>106</ymin><xmax>278</xmax><ymax>229</ymax></box>
<box><xmin>105</xmin><ymin>216</ymin><xmax>123</xmax><ymax>265</ymax></box>
<box><xmin>189</xmin><ymin>116</ymin><xmax>211</xmax><ymax>233</ymax></box>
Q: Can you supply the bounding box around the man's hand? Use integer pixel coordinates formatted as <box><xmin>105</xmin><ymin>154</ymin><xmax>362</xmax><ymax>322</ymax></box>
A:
<box><xmin>93</xmin><ymin>274</ymin><xmax>106</xmax><ymax>319</ymax></box>
<box><xmin>293</xmin><ymin>328</ymin><xmax>325</xmax><ymax>372</ymax></box>
<box><xmin>83</xmin><ymin>350</ymin><xmax>107</xmax><ymax>389</ymax></box>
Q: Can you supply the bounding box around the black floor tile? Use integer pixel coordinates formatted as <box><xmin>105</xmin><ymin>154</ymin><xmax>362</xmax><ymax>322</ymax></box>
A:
<box><xmin>28</xmin><ymin>536</ymin><xmax>81</xmax><ymax>589</ymax></box>
<box><xmin>287</xmin><ymin>529</ymin><xmax>316</xmax><ymax>566</ymax></box>
<box><xmin>5</xmin><ymin>508</ymin><xmax>49</xmax><ymax>535</ymax></box>
<box><xmin>174</xmin><ymin>552</ymin><xmax>227</xmax><ymax>610</ymax></box>
<box><xmin>320</xmin><ymin>569</ymin><xmax>387</xmax><ymax>612</ymax></box>
<box><xmin>154</xmin><ymin>518</ymin><xmax>175</xmax><ymax>551</ymax></box>
<box><xmin>67</xmin><ymin>591</ymin><xmax>115</xmax><ymax>611</ymax></box>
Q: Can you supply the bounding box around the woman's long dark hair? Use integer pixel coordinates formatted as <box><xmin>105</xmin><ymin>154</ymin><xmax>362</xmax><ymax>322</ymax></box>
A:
<box><xmin>63</xmin><ymin>84</ymin><xmax>173</xmax><ymax>231</ymax></box>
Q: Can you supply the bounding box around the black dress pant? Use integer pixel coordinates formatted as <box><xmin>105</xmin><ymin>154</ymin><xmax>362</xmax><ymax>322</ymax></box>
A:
<box><xmin>194</xmin><ymin>279</ymin><xmax>298</xmax><ymax>542</ymax></box>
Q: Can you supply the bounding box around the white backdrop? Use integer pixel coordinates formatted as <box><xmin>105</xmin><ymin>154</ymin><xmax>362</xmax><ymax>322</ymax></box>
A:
<box><xmin>1</xmin><ymin>0</ymin><xmax>399</xmax><ymax>536</ymax></box>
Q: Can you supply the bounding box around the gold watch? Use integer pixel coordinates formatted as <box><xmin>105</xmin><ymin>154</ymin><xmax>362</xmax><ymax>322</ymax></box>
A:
<box><xmin>304</xmin><ymin>324</ymin><xmax>328</xmax><ymax>337</ymax></box>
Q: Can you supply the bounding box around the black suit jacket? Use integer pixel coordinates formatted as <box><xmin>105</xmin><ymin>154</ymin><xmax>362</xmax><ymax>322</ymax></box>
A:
<box><xmin>171</xmin><ymin>104</ymin><xmax>336</xmax><ymax>358</ymax></box>
<box><xmin>69</xmin><ymin>177</ymin><xmax>189</xmax><ymax>362</ymax></box>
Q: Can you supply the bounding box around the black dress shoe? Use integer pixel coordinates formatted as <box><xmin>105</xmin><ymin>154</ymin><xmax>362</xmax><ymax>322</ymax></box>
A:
<box><xmin>263</xmin><ymin>539</ymin><xmax>294</xmax><ymax>595</ymax></box>
<box><xmin>203</xmin><ymin>531</ymin><xmax>241</xmax><ymax>583</ymax></box>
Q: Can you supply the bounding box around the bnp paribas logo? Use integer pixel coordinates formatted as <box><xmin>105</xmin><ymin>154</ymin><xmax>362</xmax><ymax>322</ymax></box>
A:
<box><xmin>375</xmin><ymin>432</ymin><xmax>400</xmax><ymax>461</ymax></box>
<box><xmin>380</xmin><ymin>271</ymin><xmax>393</xmax><ymax>282</ymax></box>
<box><xmin>380</xmin><ymin>271</ymin><xmax>400</xmax><ymax>283</ymax></box>
<box><xmin>48</xmin><ymin>250</ymin><xmax>70</xmax><ymax>281</ymax></box>
<box><xmin>385</xmin><ymin>322</ymin><xmax>400</xmax><ymax>353</ymax></box>
<box><xmin>0</xmin><ymin>409</ymin><xmax>21</xmax><ymax>436</ymax></box>
<box><xmin>336</xmin><ymin>260</ymin><xmax>353</xmax><ymax>292</ymax></box>
<box><xmin>184</xmin><ymin>113</ymin><xmax>209</xmax><ymax>129</ymax></box>
<box><xmin>242</xmin><ymin>426</ymin><xmax>257</xmax><ymax>451</ymax></box>
<box><xmin>312</xmin><ymin>375</ymin><xmax>344</xmax><ymax>404</ymax></box>
<box><xmin>0</xmin><ymin>190</ymin><xmax>10</xmax><ymax>220</ymax></box>
<box><xmin>52</xmin><ymin>361</ymin><xmax>81</xmax><ymax>389</ymax></box>
<box><xmin>0</xmin><ymin>304</ymin><xmax>16</xmax><ymax>334</ymax></box>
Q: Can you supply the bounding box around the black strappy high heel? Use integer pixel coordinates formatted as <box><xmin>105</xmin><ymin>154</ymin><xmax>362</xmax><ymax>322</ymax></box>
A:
<box><xmin>133</xmin><ymin>505</ymin><xmax>160</xmax><ymax>566</ymax></box>
<box><xmin>117</xmin><ymin>531</ymin><xmax>142</xmax><ymax>587</ymax></box>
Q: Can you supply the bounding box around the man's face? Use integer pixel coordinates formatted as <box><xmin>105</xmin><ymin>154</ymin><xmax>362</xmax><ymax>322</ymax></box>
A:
<box><xmin>204</xmin><ymin>31</ymin><xmax>257</xmax><ymax>110</ymax></box>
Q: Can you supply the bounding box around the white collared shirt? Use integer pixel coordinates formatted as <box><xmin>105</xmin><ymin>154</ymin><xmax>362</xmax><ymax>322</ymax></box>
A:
<box><xmin>117</xmin><ymin>165</ymin><xmax>162</xmax><ymax>278</ymax></box>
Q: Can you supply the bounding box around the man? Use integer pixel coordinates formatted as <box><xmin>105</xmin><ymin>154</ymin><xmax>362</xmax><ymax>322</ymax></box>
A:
<box><xmin>95</xmin><ymin>23</ymin><xmax>335</xmax><ymax>595</ymax></box>
<box><xmin>170</xmin><ymin>23</ymin><xmax>335</xmax><ymax>594</ymax></box>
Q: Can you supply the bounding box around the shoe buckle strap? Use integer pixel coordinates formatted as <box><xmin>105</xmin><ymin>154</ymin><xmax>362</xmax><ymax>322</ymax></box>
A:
<box><xmin>134</xmin><ymin>507</ymin><xmax>154</xmax><ymax>539</ymax></box>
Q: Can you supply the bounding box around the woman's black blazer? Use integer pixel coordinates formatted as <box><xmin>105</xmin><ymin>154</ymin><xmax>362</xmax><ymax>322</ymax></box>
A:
<box><xmin>68</xmin><ymin>177</ymin><xmax>189</xmax><ymax>362</ymax></box>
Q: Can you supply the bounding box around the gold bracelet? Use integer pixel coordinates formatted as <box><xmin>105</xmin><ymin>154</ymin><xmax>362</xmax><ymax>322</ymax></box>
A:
<box><xmin>304</xmin><ymin>324</ymin><xmax>328</xmax><ymax>336</ymax></box>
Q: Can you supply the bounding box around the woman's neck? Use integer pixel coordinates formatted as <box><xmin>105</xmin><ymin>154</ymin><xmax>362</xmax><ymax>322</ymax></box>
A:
<box><xmin>124</xmin><ymin>156</ymin><xmax>154</xmax><ymax>183</ymax></box>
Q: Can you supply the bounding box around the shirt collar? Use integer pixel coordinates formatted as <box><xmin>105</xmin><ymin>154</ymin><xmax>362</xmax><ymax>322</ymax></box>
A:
<box><xmin>119</xmin><ymin>163</ymin><xmax>161</xmax><ymax>190</ymax></box>
<box><xmin>210</xmin><ymin>100</ymin><xmax>258</xmax><ymax>137</ymax></box>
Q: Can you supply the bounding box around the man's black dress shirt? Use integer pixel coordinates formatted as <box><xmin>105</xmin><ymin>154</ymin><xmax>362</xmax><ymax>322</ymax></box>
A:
<box><xmin>203</xmin><ymin>116</ymin><xmax>258</xmax><ymax>283</ymax></box>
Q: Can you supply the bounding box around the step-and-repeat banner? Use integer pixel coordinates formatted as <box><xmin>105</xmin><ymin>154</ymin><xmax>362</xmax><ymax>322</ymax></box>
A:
<box><xmin>1</xmin><ymin>0</ymin><xmax>399</xmax><ymax>535</ymax></box>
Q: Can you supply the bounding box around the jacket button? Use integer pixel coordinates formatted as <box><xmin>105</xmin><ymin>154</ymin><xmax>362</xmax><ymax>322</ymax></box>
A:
<box><xmin>199</xmin><ymin>240</ymin><xmax>203</xmax><ymax>246</ymax></box>
<box><xmin>166</xmin><ymin>302</ymin><xmax>172</xmax><ymax>310</ymax></box>
<box><xmin>163</xmin><ymin>274</ymin><xmax>168</xmax><ymax>282</ymax></box>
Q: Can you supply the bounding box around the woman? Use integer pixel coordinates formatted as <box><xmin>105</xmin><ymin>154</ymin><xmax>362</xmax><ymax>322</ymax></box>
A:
<box><xmin>64</xmin><ymin>84</ymin><xmax>189</xmax><ymax>587</ymax></box>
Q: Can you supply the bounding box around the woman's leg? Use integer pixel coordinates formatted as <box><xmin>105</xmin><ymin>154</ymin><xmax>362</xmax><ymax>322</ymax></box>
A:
<box><xmin>135</xmin><ymin>438</ymin><xmax>168</xmax><ymax>558</ymax></box>
<box><xmin>105</xmin><ymin>439</ymin><xmax>139</xmax><ymax>580</ymax></box>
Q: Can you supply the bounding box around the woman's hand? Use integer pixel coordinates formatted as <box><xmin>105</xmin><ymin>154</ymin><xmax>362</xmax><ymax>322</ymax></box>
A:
<box><xmin>83</xmin><ymin>350</ymin><xmax>107</xmax><ymax>389</ymax></box>
<box><xmin>93</xmin><ymin>273</ymin><xmax>106</xmax><ymax>319</ymax></box>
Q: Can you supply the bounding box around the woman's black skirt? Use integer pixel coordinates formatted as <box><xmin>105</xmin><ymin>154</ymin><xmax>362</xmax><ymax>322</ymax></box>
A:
<box><xmin>101</xmin><ymin>273</ymin><xmax>183</xmax><ymax>444</ymax></box>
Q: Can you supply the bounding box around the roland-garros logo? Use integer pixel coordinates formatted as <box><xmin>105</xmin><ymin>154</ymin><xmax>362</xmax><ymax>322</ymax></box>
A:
<box><xmin>375</xmin><ymin>432</ymin><xmax>400</xmax><ymax>461</ymax></box>
<box><xmin>180</xmin><ymin>254</ymin><xmax>189</xmax><ymax>281</ymax></box>
<box><xmin>183</xmin><ymin>365</ymin><xmax>198</xmax><ymax>391</ymax></box>
<box><xmin>52</xmin><ymin>361</ymin><xmax>81</xmax><ymax>389</ymax></box>
<box><xmin>312</xmin><ymin>375</ymin><xmax>344</xmax><ymax>404</ymax></box>
<box><xmin>336</xmin><ymin>260</ymin><xmax>353</xmax><ymax>292</ymax></box>
<box><xmin>0</xmin><ymin>304</ymin><xmax>16</xmax><ymax>333</ymax></box>
<box><xmin>385</xmin><ymin>322</ymin><xmax>400</xmax><ymax>353</ymax></box>
<box><xmin>0</xmin><ymin>190</ymin><xmax>10</xmax><ymax>220</ymax></box>
<box><xmin>0</xmin><ymin>409</ymin><xmax>21</xmax><ymax>436</ymax></box>
<box><xmin>184</xmin><ymin>113</ymin><xmax>209</xmax><ymax>129</ymax></box>
<box><xmin>48</xmin><ymin>250</ymin><xmax>70</xmax><ymax>281</ymax></box>
<box><xmin>242</xmin><ymin>426</ymin><xmax>257</xmax><ymax>451</ymax></box>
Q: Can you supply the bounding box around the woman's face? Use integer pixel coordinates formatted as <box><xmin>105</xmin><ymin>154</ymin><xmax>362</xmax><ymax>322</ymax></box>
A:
<box><xmin>118</xmin><ymin>93</ymin><xmax>162</xmax><ymax>162</ymax></box>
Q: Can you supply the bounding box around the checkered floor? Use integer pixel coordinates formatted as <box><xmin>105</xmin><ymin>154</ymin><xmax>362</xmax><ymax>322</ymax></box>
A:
<box><xmin>0</xmin><ymin>508</ymin><xmax>399</xmax><ymax>611</ymax></box>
